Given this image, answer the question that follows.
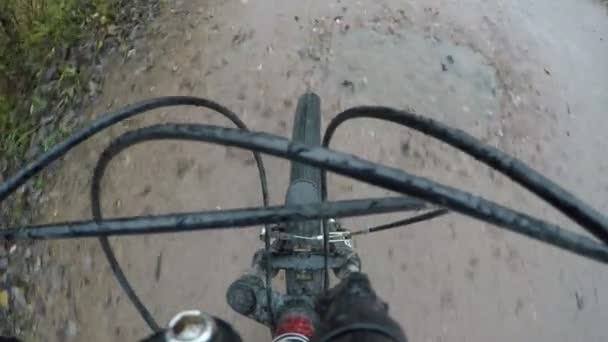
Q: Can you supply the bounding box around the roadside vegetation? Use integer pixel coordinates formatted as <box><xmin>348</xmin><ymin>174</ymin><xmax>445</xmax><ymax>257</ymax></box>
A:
<box><xmin>0</xmin><ymin>0</ymin><xmax>159</xmax><ymax>337</ymax></box>
<box><xmin>0</xmin><ymin>0</ymin><xmax>117</xmax><ymax>162</ymax></box>
<box><xmin>0</xmin><ymin>0</ymin><xmax>159</xmax><ymax>228</ymax></box>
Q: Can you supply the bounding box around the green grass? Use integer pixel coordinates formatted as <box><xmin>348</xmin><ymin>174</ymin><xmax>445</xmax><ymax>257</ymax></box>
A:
<box><xmin>0</xmin><ymin>0</ymin><xmax>115</xmax><ymax>161</ymax></box>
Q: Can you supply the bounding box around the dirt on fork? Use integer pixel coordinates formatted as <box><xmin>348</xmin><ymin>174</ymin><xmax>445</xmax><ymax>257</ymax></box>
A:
<box><xmin>17</xmin><ymin>0</ymin><xmax>608</xmax><ymax>341</ymax></box>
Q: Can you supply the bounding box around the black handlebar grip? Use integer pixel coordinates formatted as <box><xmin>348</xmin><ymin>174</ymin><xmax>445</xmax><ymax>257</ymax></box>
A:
<box><xmin>226</xmin><ymin>275</ymin><xmax>263</xmax><ymax>316</ymax></box>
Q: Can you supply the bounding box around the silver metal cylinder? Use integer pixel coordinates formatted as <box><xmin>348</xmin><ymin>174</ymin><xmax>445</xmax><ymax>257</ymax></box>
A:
<box><xmin>165</xmin><ymin>310</ymin><xmax>217</xmax><ymax>342</ymax></box>
<box><xmin>272</xmin><ymin>333</ymin><xmax>309</xmax><ymax>342</ymax></box>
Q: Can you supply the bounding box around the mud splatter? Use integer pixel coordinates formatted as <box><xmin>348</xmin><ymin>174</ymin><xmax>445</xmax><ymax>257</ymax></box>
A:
<box><xmin>138</xmin><ymin>185</ymin><xmax>152</xmax><ymax>197</ymax></box>
<box><xmin>440</xmin><ymin>289</ymin><xmax>455</xmax><ymax>311</ymax></box>
<box><xmin>176</xmin><ymin>159</ymin><xmax>195</xmax><ymax>179</ymax></box>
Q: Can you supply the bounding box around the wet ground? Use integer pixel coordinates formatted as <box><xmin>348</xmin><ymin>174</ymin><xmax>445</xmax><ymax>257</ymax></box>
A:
<box><xmin>29</xmin><ymin>0</ymin><xmax>608</xmax><ymax>341</ymax></box>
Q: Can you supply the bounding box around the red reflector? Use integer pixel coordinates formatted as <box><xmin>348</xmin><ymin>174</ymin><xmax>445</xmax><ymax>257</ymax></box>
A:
<box><xmin>275</xmin><ymin>314</ymin><xmax>314</xmax><ymax>339</ymax></box>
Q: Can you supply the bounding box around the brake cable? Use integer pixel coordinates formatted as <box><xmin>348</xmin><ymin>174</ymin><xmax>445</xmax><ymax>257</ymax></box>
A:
<box><xmin>351</xmin><ymin>208</ymin><xmax>450</xmax><ymax>237</ymax></box>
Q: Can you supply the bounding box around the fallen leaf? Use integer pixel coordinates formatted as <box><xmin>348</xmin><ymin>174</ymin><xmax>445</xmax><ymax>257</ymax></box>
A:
<box><xmin>0</xmin><ymin>290</ymin><xmax>8</xmax><ymax>309</ymax></box>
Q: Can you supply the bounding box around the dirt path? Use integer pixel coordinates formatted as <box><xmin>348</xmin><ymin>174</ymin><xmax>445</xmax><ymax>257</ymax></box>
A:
<box><xmin>30</xmin><ymin>0</ymin><xmax>608</xmax><ymax>341</ymax></box>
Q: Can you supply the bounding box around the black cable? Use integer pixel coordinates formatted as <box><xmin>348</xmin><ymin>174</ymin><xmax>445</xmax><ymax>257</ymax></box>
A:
<box><xmin>97</xmin><ymin>237</ymin><xmax>160</xmax><ymax>330</ymax></box>
<box><xmin>351</xmin><ymin>208</ymin><xmax>449</xmax><ymax>236</ymax></box>
<box><xmin>63</xmin><ymin>123</ymin><xmax>608</xmax><ymax>263</ymax></box>
<box><xmin>0</xmin><ymin>197</ymin><xmax>429</xmax><ymax>239</ymax></box>
<box><xmin>0</xmin><ymin>97</ymin><xmax>261</xmax><ymax>202</ymax></box>
<box><xmin>82</xmin><ymin>98</ymin><xmax>271</xmax><ymax>331</ymax></box>
<box><xmin>323</xmin><ymin>219</ymin><xmax>329</xmax><ymax>291</ymax></box>
<box><xmin>317</xmin><ymin>323</ymin><xmax>404</xmax><ymax>342</ymax></box>
<box><xmin>321</xmin><ymin>107</ymin><xmax>608</xmax><ymax>244</ymax></box>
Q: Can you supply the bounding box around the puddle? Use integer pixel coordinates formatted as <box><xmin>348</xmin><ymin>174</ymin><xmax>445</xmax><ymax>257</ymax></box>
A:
<box><xmin>327</xmin><ymin>28</ymin><xmax>501</xmax><ymax>127</ymax></box>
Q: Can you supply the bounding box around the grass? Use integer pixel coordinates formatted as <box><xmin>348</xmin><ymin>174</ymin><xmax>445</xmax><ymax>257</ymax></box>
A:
<box><xmin>0</xmin><ymin>0</ymin><xmax>116</xmax><ymax>161</ymax></box>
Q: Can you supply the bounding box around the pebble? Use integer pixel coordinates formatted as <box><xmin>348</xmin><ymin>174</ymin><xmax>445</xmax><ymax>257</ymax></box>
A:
<box><xmin>107</xmin><ymin>24</ymin><xmax>119</xmax><ymax>35</ymax></box>
<box><xmin>49</xmin><ymin>266</ymin><xmax>62</xmax><ymax>293</ymax></box>
<box><xmin>30</xmin><ymin>189</ymin><xmax>43</xmax><ymax>203</ymax></box>
<box><xmin>42</xmin><ymin>66</ymin><xmax>58</xmax><ymax>82</ymax></box>
<box><xmin>65</xmin><ymin>320</ymin><xmax>78</xmax><ymax>339</ymax></box>
<box><xmin>60</xmin><ymin>110</ymin><xmax>78</xmax><ymax>131</ymax></box>
<box><xmin>88</xmin><ymin>80</ymin><xmax>100</xmax><ymax>95</ymax></box>
<box><xmin>575</xmin><ymin>291</ymin><xmax>584</xmax><ymax>310</ymax></box>
<box><xmin>126</xmin><ymin>48</ymin><xmax>137</xmax><ymax>59</ymax></box>
<box><xmin>0</xmin><ymin>257</ymin><xmax>8</xmax><ymax>271</ymax></box>
<box><xmin>33</xmin><ymin>257</ymin><xmax>42</xmax><ymax>273</ymax></box>
<box><xmin>82</xmin><ymin>255</ymin><xmax>93</xmax><ymax>272</ymax></box>
<box><xmin>10</xmin><ymin>287</ymin><xmax>27</xmax><ymax>311</ymax></box>
<box><xmin>360</xmin><ymin>76</ymin><xmax>368</xmax><ymax>87</ymax></box>
<box><xmin>40</xmin><ymin>115</ymin><xmax>55</xmax><ymax>126</ymax></box>
<box><xmin>0</xmin><ymin>159</ymin><xmax>7</xmax><ymax>174</ymax></box>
